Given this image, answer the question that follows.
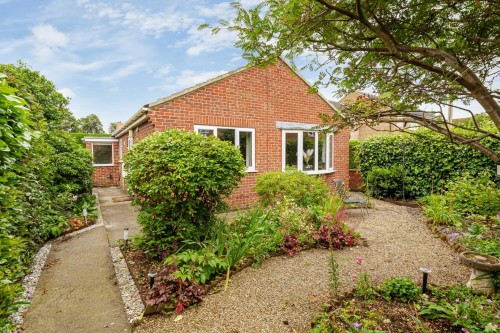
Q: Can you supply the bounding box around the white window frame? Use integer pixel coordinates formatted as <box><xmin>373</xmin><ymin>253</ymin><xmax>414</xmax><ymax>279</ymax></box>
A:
<box><xmin>194</xmin><ymin>125</ymin><xmax>256</xmax><ymax>172</ymax></box>
<box><xmin>92</xmin><ymin>143</ymin><xmax>114</xmax><ymax>167</ymax></box>
<box><xmin>282</xmin><ymin>130</ymin><xmax>335</xmax><ymax>174</ymax></box>
<box><xmin>127</xmin><ymin>137</ymin><xmax>133</xmax><ymax>149</ymax></box>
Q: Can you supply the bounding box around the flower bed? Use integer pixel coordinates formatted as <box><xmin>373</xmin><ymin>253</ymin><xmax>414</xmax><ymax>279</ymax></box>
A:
<box><xmin>311</xmin><ymin>258</ymin><xmax>499</xmax><ymax>333</ymax></box>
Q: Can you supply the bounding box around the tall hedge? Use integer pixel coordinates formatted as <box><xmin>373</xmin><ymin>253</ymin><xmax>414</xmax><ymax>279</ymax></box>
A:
<box><xmin>125</xmin><ymin>129</ymin><xmax>246</xmax><ymax>251</ymax></box>
<box><xmin>358</xmin><ymin>130</ymin><xmax>499</xmax><ymax>199</ymax></box>
<box><xmin>1</xmin><ymin>64</ymin><xmax>94</xmax><ymax>330</ymax></box>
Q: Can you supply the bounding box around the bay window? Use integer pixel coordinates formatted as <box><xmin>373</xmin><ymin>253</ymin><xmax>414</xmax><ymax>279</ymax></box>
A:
<box><xmin>282</xmin><ymin>130</ymin><xmax>334</xmax><ymax>174</ymax></box>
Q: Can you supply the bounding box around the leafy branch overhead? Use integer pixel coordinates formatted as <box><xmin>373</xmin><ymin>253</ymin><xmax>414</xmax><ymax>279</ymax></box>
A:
<box><xmin>212</xmin><ymin>0</ymin><xmax>500</xmax><ymax>162</ymax></box>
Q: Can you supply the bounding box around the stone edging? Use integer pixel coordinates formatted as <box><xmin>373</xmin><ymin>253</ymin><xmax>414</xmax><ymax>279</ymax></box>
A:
<box><xmin>8</xmin><ymin>193</ymin><xmax>103</xmax><ymax>332</ymax></box>
<box><xmin>109</xmin><ymin>247</ymin><xmax>145</xmax><ymax>325</ymax></box>
<box><xmin>424</xmin><ymin>219</ymin><xmax>468</xmax><ymax>254</ymax></box>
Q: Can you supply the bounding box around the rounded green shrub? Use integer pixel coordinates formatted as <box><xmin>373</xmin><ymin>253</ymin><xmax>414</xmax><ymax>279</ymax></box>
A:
<box><xmin>379</xmin><ymin>277</ymin><xmax>421</xmax><ymax>302</ymax></box>
<box><xmin>254</xmin><ymin>170</ymin><xmax>329</xmax><ymax>207</ymax></box>
<box><xmin>124</xmin><ymin>129</ymin><xmax>246</xmax><ymax>250</ymax></box>
<box><xmin>366</xmin><ymin>166</ymin><xmax>403</xmax><ymax>199</ymax></box>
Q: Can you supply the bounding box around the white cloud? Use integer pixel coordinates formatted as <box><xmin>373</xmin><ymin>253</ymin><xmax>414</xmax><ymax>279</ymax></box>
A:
<box><xmin>157</xmin><ymin>64</ymin><xmax>172</xmax><ymax>77</ymax></box>
<box><xmin>76</xmin><ymin>1</ymin><xmax>194</xmax><ymax>37</ymax></box>
<box><xmin>229</xmin><ymin>56</ymin><xmax>242</xmax><ymax>63</ymax></box>
<box><xmin>196</xmin><ymin>2</ymin><xmax>233</xmax><ymax>18</ymax></box>
<box><xmin>183</xmin><ymin>26</ymin><xmax>237</xmax><ymax>56</ymax></box>
<box><xmin>31</xmin><ymin>24</ymin><xmax>68</xmax><ymax>47</ymax></box>
<box><xmin>58</xmin><ymin>87</ymin><xmax>76</xmax><ymax>99</ymax></box>
<box><xmin>97</xmin><ymin>63</ymin><xmax>147</xmax><ymax>82</ymax></box>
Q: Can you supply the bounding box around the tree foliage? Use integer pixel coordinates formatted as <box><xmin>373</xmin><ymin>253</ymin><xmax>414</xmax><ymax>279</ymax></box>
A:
<box><xmin>216</xmin><ymin>0</ymin><xmax>500</xmax><ymax>162</ymax></box>
<box><xmin>108</xmin><ymin>122</ymin><xmax>118</xmax><ymax>134</ymax></box>
<box><xmin>0</xmin><ymin>62</ymin><xmax>74</xmax><ymax>132</ymax></box>
<box><xmin>125</xmin><ymin>129</ymin><xmax>246</xmax><ymax>252</ymax></box>
<box><xmin>78</xmin><ymin>114</ymin><xmax>104</xmax><ymax>134</ymax></box>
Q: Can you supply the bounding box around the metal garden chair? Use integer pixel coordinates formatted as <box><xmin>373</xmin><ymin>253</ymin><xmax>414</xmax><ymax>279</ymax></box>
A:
<box><xmin>332</xmin><ymin>178</ymin><xmax>368</xmax><ymax>217</ymax></box>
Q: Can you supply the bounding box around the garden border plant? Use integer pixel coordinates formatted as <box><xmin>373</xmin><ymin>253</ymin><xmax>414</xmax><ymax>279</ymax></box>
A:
<box><xmin>122</xmin><ymin>164</ymin><xmax>360</xmax><ymax>316</ymax></box>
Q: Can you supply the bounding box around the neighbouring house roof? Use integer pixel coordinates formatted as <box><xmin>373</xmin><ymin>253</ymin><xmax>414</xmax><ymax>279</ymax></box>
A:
<box><xmin>113</xmin><ymin>58</ymin><xmax>340</xmax><ymax>138</ymax></box>
<box><xmin>339</xmin><ymin>91</ymin><xmax>440</xmax><ymax>120</ymax></box>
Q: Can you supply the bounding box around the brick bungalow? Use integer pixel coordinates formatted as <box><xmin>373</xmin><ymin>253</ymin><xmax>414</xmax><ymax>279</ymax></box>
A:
<box><xmin>84</xmin><ymin>59</ymin><xmax>350</xmax><ymax>207</ymax></box>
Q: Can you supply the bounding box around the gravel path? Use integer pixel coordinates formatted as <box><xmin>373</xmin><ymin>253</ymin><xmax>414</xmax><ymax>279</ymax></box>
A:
<box><xmin>135</xmin><ymin>199</ymin><xmax>470</xmax><ymax>333</ymax></box>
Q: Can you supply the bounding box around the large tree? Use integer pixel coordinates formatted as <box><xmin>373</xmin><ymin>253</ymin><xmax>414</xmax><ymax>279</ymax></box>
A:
<box><xmin>78</xmin><ymin>114</ymin><xmax>104</xmax><ymax>133</ymax></box>
<box><xmin>215</xmin><ymin>0</ymin><xmax>500</xmax><ymax>162</ymax></box>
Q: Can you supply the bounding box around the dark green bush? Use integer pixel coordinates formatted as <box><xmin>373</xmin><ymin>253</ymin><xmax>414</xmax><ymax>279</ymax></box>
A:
<box><xmin>358</xmin><ymin>126</ymin><xmax>499</xmax><ymax>198</ymax></box>
<box><xmin>69</xmin><ymin>132</ymin><xmax>111</xmax><ymax>148</ymax></box>
<box><xmin>125</xmin><ymin>129</ymin><xmax>246</xmax><ymax>252</ymax></box>
<box><xmin>254</xmin><ymin>170</ymin><xmax>329</xmax><ymax>207</ymax></box>
<box><xmin>366</xmin><ymin>166</ymin><xmax>403</xmax><ymax>199</ymax></box>
<box><xmin>46</xmin><ymin>132</ymin><xmax>93</xmax><ymax>194</ymax></box>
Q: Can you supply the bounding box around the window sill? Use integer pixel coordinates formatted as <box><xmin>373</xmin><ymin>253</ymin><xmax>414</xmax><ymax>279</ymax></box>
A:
<box><xmin>93</xmin><ymin>164</ymin><xmax>115</xmax><ymax>167</ymax></box>
<box><xmin>304</xmin><ymin>169</ymin><xmax>337</xmax><ymax>175</ymax></box>
<box><xmin>246</xmin><ymin>169</ymin><xmax>257</xmax><ymax>173</ymax></box>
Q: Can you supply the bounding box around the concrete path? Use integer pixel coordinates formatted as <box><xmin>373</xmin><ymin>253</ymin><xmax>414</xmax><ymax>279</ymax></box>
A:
<box><xmin>95</xmin><ymin>187</ymin><xmax>140</xmax><ymax>244</ymax></box>
<box><xmin>22</xmin><ymin>187</ymin><xmax>140</xmax><ymax>333</ymax></box>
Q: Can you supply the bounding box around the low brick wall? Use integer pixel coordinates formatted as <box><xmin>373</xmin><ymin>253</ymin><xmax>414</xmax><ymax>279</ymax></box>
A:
<box><xmin>349</xmin><ymin>169</ymin><xmax>364</xmax><ymax>191</ymax></box>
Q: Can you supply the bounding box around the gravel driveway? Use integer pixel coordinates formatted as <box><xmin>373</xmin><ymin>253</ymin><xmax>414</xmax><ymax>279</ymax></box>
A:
<box><xmin>135</xmin><ymin>199</ymin><xmax>469</xmax><ymax>333</ymax></box>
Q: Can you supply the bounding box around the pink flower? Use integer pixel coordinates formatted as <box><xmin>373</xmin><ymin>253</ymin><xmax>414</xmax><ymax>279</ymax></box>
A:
<box><xmin>72</xmin><ymin>195</ymin><xmax>78</xmax><ymax>202</ymax></box>
<box><xmin>357</xmin><ymin>266</ymin><xmax>363</xmax><ymax>271</ymax></box>
<box><xmin>355</xmin><ymin>257</ymin><xmax>363</xmax><ymax>265</ymax></box>
<box><xmin>171</xmin><ymin>192</ymin><xmax>175</xmax><ymax>198</ymax></box>
<box><xmin>351</xmin><ymin>273</ymin><xmax>357</xmax><ymax>279</ymax></box>
<box><xmin>325</xmin><ymin>215</ymin><xmax>333</xmax><ymax>221</ymax></box>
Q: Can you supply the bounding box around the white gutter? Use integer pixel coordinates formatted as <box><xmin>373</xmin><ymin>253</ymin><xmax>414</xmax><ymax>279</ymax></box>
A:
<box><xmin>113</xmin><ymin>113</ymin><xmax>148</xmax><ymax>138</ymax></box>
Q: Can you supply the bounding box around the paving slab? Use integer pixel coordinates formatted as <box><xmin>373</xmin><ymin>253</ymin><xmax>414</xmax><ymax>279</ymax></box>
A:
<box><xmin>22</xmin><ymin>226</ymin><xmax>130</xmax><ymax>333</ymax></box>
<box><xmin>94</xmin><ymin>187</ymin><xmax>141</xmax><ymax>244</ymax></box>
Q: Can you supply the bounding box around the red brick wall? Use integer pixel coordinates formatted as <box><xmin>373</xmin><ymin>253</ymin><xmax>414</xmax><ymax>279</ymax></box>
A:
<box><xmin>117</xmin><ymin>60</ymin><xmax>350</xmax><ymax>207</ymax></box>
<box><xmin>86</xmin><ymin>141</ymin><xmax>121</xmax><ymax>186</ymax></box>
<box><xmin>349</xmin><ymin>169</ymin><xmax>364</xmax><ymax>191</ymax></box>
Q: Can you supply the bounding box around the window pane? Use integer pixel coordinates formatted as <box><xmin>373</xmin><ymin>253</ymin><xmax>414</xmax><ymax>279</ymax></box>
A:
<box><xmin>239</xmin><ymin>131</ymin><xmax>253</xmax><ymax>168</ymax></box>
<box><xmin>198</xmin><ymin>129</ymin><xmax>214</xmax><ymax>136</ymax></box>
<box><xmin>94</xmin><ymin>144</ymin><xmax>112</xmax><ymax>165</ymax></box>
<box><xmin>303</xmin><ymin>132</ymin><xmax>316</xmax><ymax>171</ymax></box>
<box><xmin>329</xmin><ymin>135</ymin><xmax>334</xmax><ymax>169</ymax></box>
<box><xmin>285</xmin><ymin>132</ymin><xmax>298</xmax><ymax>170</ymax></box>
<box><xmin>217</xmin><ymin>128</ymin><xmax>235</xmax><ymax>144</ymax></box>
<box><xmin>318</xmin><ymin>132</ymin><xmax>327</xmax><ymax>171</ymax></box>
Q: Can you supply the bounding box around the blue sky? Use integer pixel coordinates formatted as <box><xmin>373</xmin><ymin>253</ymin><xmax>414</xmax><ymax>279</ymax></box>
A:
<box><xmin>0</xmin><ymin>0</ymin><xmax>486</xmax><ymax>131</ymax></box>
<box><xmin>0</xmin><ymin>0</ymin><xmax>279</xmax><ymax>130</ymax></box>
